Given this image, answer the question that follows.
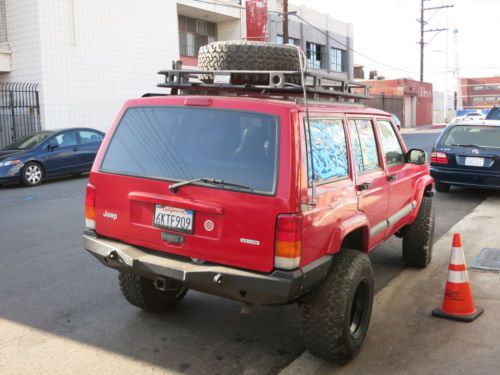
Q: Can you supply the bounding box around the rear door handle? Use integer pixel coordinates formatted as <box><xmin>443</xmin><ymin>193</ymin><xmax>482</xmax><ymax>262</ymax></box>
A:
<box><xmin>73</xmin><ymin>146</ymin><xmax>79</xmax><ymax>151</ymax></box>
<box><xmin>388</xmin><ymin>175</ymin><xmax>397</xmax><ymax>182</ymax></box>
<box><xmin>357</xmin><ymin>182</ymin><xmax>372</xmax><ymax>191</ymax></box>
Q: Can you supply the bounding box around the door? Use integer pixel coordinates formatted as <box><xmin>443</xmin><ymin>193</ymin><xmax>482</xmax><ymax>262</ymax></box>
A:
<box><xmin>404</xmin><ymin>96</ymin><xmax>412</xmax><ymax>128</ymax></box>
<box><xmin>77</xmin><ymin>129</ymin><xmax>104</xmax><ymax>170</ymax></box>
<box><xmin>301</xmin><ymin>117</ymin><xmax>357</xmax><ymax>265</ymax></box>
<box><xmin>347</xmin><ymin>118</ymin><xmax>389</xmax><ymax>248</ymax></box>
<box><xmin>44</xmin><ymin>130</ymin><xmax>80</xmax><ymax>175</ymax></box>
<box><xmin>376</xmin><ymin>118</ymin><xmax>414</xmax><ymax>233</ymax></box>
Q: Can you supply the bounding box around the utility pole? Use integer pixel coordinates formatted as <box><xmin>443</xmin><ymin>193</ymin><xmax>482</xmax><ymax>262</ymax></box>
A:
<box><xmin>418</xmin><ymin>0</ymin><xmax>454</xmax><ymax>82</ymax></box>
<box><xmin>454</xmin><ymin>28</ymin><xmax>463</xmax><ymax>110</ymax></box>
<box><xmin>443</xmin><ymin>16</ymin><xmax>449</xmax><ymax>122</ymax></box>
<box><xmin>420</xmin><ymin>0</ymin><xmax>424</xmax><ymax>82</ymax></box>
<box><xmin>282</xmin><ymin>0</ymin><xmax>289</xmax><ymax>44</ymax></box>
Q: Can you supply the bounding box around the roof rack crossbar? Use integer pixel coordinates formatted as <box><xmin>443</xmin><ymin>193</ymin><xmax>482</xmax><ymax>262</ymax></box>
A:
<box><xmin>157</xmin><ymin>69</ymin><xmax>371</xmax><ymax>102</ymax></box>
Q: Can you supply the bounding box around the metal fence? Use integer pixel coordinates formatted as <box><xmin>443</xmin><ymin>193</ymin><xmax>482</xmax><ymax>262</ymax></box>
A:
<box><xmin>0</xmin><ymin>82</ymin><xmax>41</xmax><ymax>149</ymax></box>
<box><xmin>364</xmin><ymin>95</ymin><xmax>404</xmax><ymax>124</ymax></box>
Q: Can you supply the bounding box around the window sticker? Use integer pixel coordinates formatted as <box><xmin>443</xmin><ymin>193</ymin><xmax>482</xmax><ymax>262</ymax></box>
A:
<box><xmin>308</xmin><ymin>119</ymin><xmax>349</xmax><ymax>183</ymax></box>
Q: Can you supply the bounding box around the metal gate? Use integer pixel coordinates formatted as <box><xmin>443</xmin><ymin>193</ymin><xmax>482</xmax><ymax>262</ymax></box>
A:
<box><xmin>0</xmin><ymin>82</ymin><xmax>41</xmax><ymax>149</ymax></box>
<box><xmin>364</xmin><ymin>94</ymin><xmax>404</xmax><ymax>126</ymax></box>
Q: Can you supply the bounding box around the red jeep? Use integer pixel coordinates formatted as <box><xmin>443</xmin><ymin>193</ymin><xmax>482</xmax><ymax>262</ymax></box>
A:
<box><xmin>83</xmin><ymin>45</ymin><xmax>434</xmax><ymax>364</ymax></box>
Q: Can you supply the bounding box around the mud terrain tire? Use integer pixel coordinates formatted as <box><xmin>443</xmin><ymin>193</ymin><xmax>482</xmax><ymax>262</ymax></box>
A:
<box><xmin>197</xmin><ymin>41</ymin><xmax>301</xmax><ymax>84</ymax></box>
<box><xmin>402</xmin><ymin>196</ymin><xmax>435</xmax><ymax>267</ymax></box>
<box><xmin>303</xmin><ymin>250</ymin><xmax>374</xmax><ymax>364</ymax></box>
<box><xmin>119</xmin><ymin>272</ymin><xmax>187</xmax><ymax>312</ymax></box>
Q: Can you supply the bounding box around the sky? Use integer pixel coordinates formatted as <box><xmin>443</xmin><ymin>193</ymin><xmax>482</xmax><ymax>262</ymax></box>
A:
<box><xmin>291</xmin><ymin>0</ymin><xmax>500</xmax><ymax>93</ymax></box>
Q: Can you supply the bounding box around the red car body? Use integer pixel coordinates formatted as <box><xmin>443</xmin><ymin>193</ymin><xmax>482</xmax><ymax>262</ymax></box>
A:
<box><xmin>85</xmin><ymin>95</ymin><xmax>433</xmax><ymax>279</ymax></box>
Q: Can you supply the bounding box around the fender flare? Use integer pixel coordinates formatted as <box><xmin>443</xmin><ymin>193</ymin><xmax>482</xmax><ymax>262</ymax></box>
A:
<box><xmin>326</xmin><ymin>211</ymin><xmax>370</xmax><ymax>254</ymax></box>
<box><xmin>409</xmin><ymin>174</ymin><xmax>434</xmax><ymax>222</ymax></box>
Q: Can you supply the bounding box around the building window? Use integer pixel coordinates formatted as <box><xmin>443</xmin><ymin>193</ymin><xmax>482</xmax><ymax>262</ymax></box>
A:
<box><xmin>276</xmin><ymin>35</ymin><xmax>300</xmax><ymax>46</ymax></box>
<box><xmin>330</xmin><ymin>48</ymin><xmax>344</xmax><ymax>72</ymax></box>
<box><xmin>178</xmin><ymin>15</ymin><xmax>217</xmax><ymax>57</ymax></box>
<box><xmin>306</xmin><ymin>42</ymin><xmax>325</xmax><ymax>69</ymax></box>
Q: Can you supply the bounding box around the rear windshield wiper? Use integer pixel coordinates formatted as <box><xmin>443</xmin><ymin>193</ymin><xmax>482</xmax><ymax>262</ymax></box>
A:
<box><xmin>449</xmin><ymin>144</ymin><xmax>480</xmax><ymax>148</ymax></box>
<box><xmin>169</xmin><ymin>177</ymin><xmax>253</xmax><ymax>193</ymax></box>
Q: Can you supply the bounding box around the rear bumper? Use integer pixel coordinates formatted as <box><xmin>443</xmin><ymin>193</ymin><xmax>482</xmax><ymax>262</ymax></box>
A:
<box><xmin>83</xmin><ymin>231</ymin><xmax>332</xmax><ymax>305</ymax></box>
<box><xmin>430</xmin><ymin>167</ymin><xmax>500</xmax><ymax>189</ymax></box>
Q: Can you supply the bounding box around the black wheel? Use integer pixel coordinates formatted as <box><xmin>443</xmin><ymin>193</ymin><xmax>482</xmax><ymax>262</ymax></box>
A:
<box><xmin>22</xmin><ymin>162</ymin><xmax>44</xmax><ymax>186</ymax></box>
<box><xmin>303</xmin><ymin>250</ymin><xmax>374</xmax><ymax>364</ymax></box>
<box><xmin>118</xmin><ymin>272</ymin><xmax>187</xmax><ymax>313</ymax></box>
<box><xmin>402</xmin><ymin>196</ymin><xmax>435</xmax><ymax>268</ymax></box>
<box><xmin>197</xmin><ymin>41</ymin><xmax>301</xmax><ymax>84</ymax></box>
<box><xmin>435</xmin><ymin>181</ymin><xmax>450</xmax><ymax>193</ymax></box>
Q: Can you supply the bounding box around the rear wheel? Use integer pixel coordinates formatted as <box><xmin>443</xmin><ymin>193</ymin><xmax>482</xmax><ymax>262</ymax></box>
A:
<box><xmin>402</xmin><ymin>196</ymin><xmax>435</xmax><ymax>267</ymax></box>
<box><xmin>435</xmin><ymin>181</ymin><xmax>450</xmax><ymax>192</ymax></box>
<box><xmin>22</xmin><ymin>162</ymin><xmax>44</xmax><ymax>186</ymax></box>
<box><xmin>302</xmin><ymin>250</ymin><xmax>374</xmax><ymax>364</ymax></box>
<box><xmin>118</xmin><ymin>272</ymin><xmax>187</xmax><ymax>312</ymax></box>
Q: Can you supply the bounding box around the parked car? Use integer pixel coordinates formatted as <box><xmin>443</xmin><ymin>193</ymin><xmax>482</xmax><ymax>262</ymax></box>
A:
<box><xmin>83</xmin><ymin>42</ymin><xmax>434</xmax><ymax>364</ymax></box>
<box><xmin>485</xmin><ymin>105</ymin><xmax>500</xmax><ymax>120</ymax></box>
<box><xmin>430</xmin><ymin>120</ymin><xmax>500</xmax><ymax>192</ymax></box>
<box><xmin>0</xmin><ymin>128</ymin><xmax>105</xmax><ymax>186</ymax></box>
<box><xmin>450</xmin><ymin>111</ymin><xmax>485</xmax><ymax>124</ymax></box>
<box><xmin>390</xmin><ymin>114</ymin><xmax>401</xmax><ymax>130</ymax></box>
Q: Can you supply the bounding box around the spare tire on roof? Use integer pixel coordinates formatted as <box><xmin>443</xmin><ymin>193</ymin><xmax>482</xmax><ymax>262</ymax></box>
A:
<box><xmin>197</xmin><ymin>41</ymin><xmax>302</xmax><ymax>85</ymax></box>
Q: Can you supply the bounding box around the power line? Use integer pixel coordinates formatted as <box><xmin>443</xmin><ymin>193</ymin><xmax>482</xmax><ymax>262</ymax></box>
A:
<box><xmin>186</xmin><ymin>2</ymin><xmax>423</xmax><ymax>77</ymax></box>
<box><xmin>291</xmin><ymin>13</ymin><xmax>420</xmax><ymax>76</ymax></box>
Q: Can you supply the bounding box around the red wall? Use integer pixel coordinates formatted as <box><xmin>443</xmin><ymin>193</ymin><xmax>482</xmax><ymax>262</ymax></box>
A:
<box><xmin>246</xmin><ymin>0</ymin><xmax>268</xmax><ymax>41</ymax></box>
<box><xmin>364</xmin><ymin>79</ymin><xmax>433</xmax><ymax>126</ymax></box>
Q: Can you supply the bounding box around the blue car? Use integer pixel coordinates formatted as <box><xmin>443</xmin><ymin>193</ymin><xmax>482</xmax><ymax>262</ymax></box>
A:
<box><xmin>0</xmin><ymin>128</ymin><xmax>104</xmax><ymax>186</ymax></box>
<box><xmin>430</xmin><ymin>121</ymin><xmax>500</xmax><ymax>192</ymax></box>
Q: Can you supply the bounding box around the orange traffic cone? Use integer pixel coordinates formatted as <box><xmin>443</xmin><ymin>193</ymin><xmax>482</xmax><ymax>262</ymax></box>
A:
<box><xmin>432</xmin><ymin>233</ymin><xmax>483</xmax><ymax>322</ymax></box>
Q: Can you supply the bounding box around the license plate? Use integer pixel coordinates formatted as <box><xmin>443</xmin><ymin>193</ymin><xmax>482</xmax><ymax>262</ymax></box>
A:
<box><xmin>153</xmin><ymin>205</ymin><xmax>194</xmax><ymax>234</ymax></box>
<box><xmin>465</xmin><ymin>157</ymin><xmax>484</xmax><ymax>167</ymax></box>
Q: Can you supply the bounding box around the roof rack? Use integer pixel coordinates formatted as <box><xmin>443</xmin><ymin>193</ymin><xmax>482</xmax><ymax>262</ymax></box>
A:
<box><xmin>157</xmin><ymin>69</ymin><xmax>371</xmax><ymax>103</ymax></box>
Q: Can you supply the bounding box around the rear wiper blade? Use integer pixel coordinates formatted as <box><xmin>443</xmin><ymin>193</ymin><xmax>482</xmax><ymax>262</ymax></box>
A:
<box><xmin>449</xmin><ymin>144</ymin><xmax>480</xmax><ymax>148</ymax></box>
<box><xmin>169</xmin><ymin>177</ymin><xmax>252</xmax><ymax>193</ymax></box>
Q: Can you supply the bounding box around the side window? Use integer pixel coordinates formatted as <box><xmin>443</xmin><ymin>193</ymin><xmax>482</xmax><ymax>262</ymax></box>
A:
<box><xmin>348</xmin><ymin>119</ymin><xmax>380</xmax><ymax>173</ymax></box>
<box><xmin>79</xmin><ymin>130</ymin><xmax>103</xmax><ymax>144</ymax></box>
<box><xmin>307</xmin><ymin>118</ymin><xmax>349</xmax><ymax>183</ymax></box>
<box><xmin>377</xmin><ymin>120</ymin><xmax>404</xmax><ymax>165</ymax></box>
<box><xmin>53</xmin><ymin>131</ymin><xmax>78</xmax><ymax>148</ymax></box>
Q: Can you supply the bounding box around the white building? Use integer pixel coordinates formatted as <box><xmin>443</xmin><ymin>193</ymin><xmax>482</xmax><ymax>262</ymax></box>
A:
<box><xmin>0</xmin><ymin>0</ymin><xmax>245</xmax><ymax>133</ymax></box>
<box><xmin>0</xmin><ymin>0</ymin><xmax>354</xmax><ymax>135</ymax></box>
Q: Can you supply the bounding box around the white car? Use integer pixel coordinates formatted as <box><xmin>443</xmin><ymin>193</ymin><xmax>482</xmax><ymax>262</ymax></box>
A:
<box><xmin>450</xmin><ymin>112</ymin><xmax>485</xmax><ymax>124</ymax></box>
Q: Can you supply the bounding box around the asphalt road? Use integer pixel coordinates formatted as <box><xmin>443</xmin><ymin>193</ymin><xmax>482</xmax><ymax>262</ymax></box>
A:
<box><xmin>0</xmin><ymin>130</ymin><xmax>491</xmax><ymax>375</ymax></box>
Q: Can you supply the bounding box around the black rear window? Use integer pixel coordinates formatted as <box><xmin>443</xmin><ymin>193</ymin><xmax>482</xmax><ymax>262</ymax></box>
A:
<box><xmin>101</xmin><ymin>107</ymin><xmax>279</xmax><ymax>194</ymax></box>
<box><xmin>486</xmin><ymin>108</ymin><xmax>500</xmax><ymax>120</ymax></box>
<box><xmin>443</xmin><ymin>125</ymin><xmax>500</xmax><ymax>149</ymax></box>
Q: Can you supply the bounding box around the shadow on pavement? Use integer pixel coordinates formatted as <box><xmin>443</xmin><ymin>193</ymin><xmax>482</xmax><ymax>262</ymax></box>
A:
<box><xmin>0</xmin><ymin>178</ymin><xmax>491</xmax><ymax>374</ymax></box>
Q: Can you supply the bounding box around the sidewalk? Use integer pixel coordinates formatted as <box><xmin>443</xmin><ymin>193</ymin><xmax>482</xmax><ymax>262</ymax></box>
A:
<box><xmin>280</xmin><ymin>193</ymin><xmax>500</xmax><ymax>375</ymax></box>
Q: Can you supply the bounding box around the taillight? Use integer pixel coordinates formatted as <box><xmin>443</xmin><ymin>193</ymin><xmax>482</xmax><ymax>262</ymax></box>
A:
<box><xmin>430</xmin><ymin>151</ymin><xmax>448</xmax><ymax>164</ymax></box>
<box><xmin>85</xmin><ymin>184</ymin><xmax>96</xmax><ymax>229</ymax></box>
<box><xmin>275</xmin><ymin>214</ymin><xmax>302</xmax><ymax>270</ymax></box>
